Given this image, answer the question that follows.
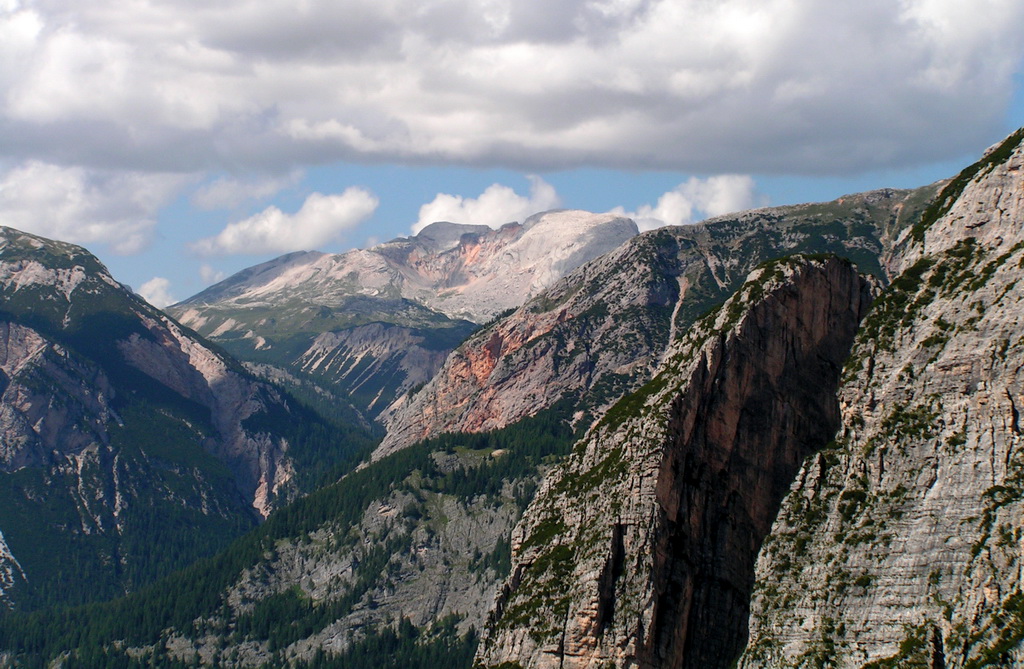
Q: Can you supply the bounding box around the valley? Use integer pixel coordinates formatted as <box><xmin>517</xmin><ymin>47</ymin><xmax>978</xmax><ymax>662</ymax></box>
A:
<box><xmin>0</xmin><ymin>128</ymin><xmax>1022</xmax><ymax>668</ymax></box>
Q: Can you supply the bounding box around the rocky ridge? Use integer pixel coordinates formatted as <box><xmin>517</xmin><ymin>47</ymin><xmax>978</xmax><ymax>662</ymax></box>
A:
<box><xmin>0</xmin><ymin>227</ymin><xmax>369</xmax><ymax>608</ymax></box>
<box><xmin>477</xmin><ymin>256</ymin><xmax>873</xmax><ymax>668</ymax></box>
<box><xmin>169</xmin><ymin>210</ymin><xmax>634</xmax><ymax>417</ymax></box>
<box><xmin>174</xmin><ymin>210</ymin><xmax>637</xmax><ymax>326</ymax></box>
<box><xmin>0</xmin><ymin>227</ymin><xmax>297</xmax><ymax>516</ymax></box>
<box><xmin>741</xmin><ymin>128</ymin><xmax>1024</xmax><ymax>667</ymax></box>
<box><xmin>378</xmin><ymin>187</ymin><xmax>935</xmax><ymax>458</ymax></box>
<box><xmin>2</xmin><ymin>132</ymin><xmax>1012</xmax><ymax>667</ymax></box>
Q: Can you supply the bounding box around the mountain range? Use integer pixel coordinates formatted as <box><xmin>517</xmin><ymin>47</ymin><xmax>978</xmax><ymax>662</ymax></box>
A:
<box><xmin>168</xmin><ymin>210</ymin><xmax>636</xmax><ymax>418</ymax></box>
<box><xmin>0</xmin><ymin>128</ymin><xmax>1022</xmax><ymax>667</ymax></box>
<box><xmin>0</xmin><ymin>228</ymin><xmax>373</xmax><ymax>610</ymax></box>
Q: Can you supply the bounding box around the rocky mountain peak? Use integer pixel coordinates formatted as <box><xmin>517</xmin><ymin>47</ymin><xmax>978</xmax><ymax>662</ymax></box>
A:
<box><xmin>896</xmin><ymin>127</ymin><xmax>1024</xmax><ymax>271</ymax></box>
<box><xmin>0</xmin><ymin>226</ymin><xmax>122</xmax><ymax>304</ymax></box>
<box><xmin>378</xmin><ymin>188</ymin><xmax>932</xmax><ymax>459</ymax></box>
<box><xmin>167</xmin><ymin>209</ymin><xmax>639</xmax><ymax>420</ymax></box>
<box><xmin>173</xmin><ymin>209</ymin><xmax>639</xmax><ymax>328</ymax></box>
<box><xmin>413</xmin><ymin>221</ymin><xmax>494</xmax><ymax>253</ymax></box>
<box><xmin>180</xmin><ymin>250</ymin><xmax>327</xmax><ymax>308</ymax></box>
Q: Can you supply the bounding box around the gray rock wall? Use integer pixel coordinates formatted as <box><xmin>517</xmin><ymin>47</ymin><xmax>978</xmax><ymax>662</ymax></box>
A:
<box><xmin>379</xmin><ymin>188</ymin><xmax>926</xmax><ymax>459</ymax></box>
<box><xmin>477</xmin><ymin>256</ymin><xmax>872</xmax><ymax>668</ymax></box>
<box><xmin>741</xmin><ymin>130</ymin><xmax>1024</xmax><ymax>667</ymax></box>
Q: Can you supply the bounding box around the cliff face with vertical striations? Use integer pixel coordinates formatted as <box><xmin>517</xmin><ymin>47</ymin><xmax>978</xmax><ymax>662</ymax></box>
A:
<box><xmin>477</xmin><ymin>256</ymin><xmax>874</xmax><ymax>668</ymax></box>
<box><xmin>741</xmin><ymin>129</ymin><xmax>1024</xmax><ymax>667</ymax></box>
<box><xmin>378</xmin><ymin>187</ymin><xmax>934</xmax><ymax>458</ymax></box>
<box><xmin>474</xmin><ymin>129</ymin><xmax>1024</xmax><ymax>669</ymax></box>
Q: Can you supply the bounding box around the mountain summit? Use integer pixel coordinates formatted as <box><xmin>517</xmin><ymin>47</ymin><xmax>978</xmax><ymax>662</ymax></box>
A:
<box><xmin>8</xmin><ymin>130</ymin><xmax>1024</xmax><ymax>668</ymax></box>
<box><xmin>169</xmin><ymin>210</ymin><xmax>637</xmax><ymax>416</ymax></box>
<box><xmin>174</xmin><ymin>210</ymin><xmax>637</xmax><ymax>326</ymax></box>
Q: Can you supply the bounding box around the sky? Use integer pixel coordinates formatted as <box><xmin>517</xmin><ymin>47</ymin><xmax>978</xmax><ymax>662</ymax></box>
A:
<box><xmin>1</xmin><ymin>0</ymin><xmax>1023</xmax><ymax>307</ymax></box>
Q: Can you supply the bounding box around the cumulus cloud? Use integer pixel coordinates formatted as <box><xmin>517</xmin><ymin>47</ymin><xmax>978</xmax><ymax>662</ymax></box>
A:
<box><xmin>191</xmin><ymin>171</ymin><xmax>303</xmax><ymax>210</ymax></box>
<box><xmin>612</xmin><ymin>175</ymin><xmax>767</xmax><ymax>232</ymax></box>
<box><xmin>0</xmin><ymin>1</ymin><xmax>1020</xmax><ymax>176</ymax></box>
<box><xmin>413</xmin><ymin>176</ymin><xmax>561</xmax><ymax>233</ymax></box>
<box><xmin>191</xmin><ymin>187</ymin><xmax>379</xmax><ymax>255</ymax></box>
<box><xmin>137</xmin><ymin>277</ymin><xmax>176</xmax><ymax>308</ymax></box>
<box><xmin>0</xmin><ymin>161</ymin><xmax>187</xmax><ymax>253</ymax></box>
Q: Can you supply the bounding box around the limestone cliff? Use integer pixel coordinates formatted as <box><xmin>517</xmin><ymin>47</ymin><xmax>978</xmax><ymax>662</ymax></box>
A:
<box><xmin>379</xmin><ymin>187</ymin><xmax>933</xmax><ymax>458</ymax></box>
<box><xmin>0</xmin><ymin>227</ymin><xmax>300</xmax><ymax>516</ymax></box>
<box><xmin>478</xmin><ymin>256</ymin><xmax>873</xmax><ymax>668</ymax></box>
<box><xmin>741</xmin><ymin>129</ymin><xmax>1024</xmax><ymax>666</ymax></box>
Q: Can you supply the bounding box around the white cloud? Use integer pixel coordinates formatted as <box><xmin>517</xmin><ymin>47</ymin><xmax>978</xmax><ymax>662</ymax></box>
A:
<box><xmin>191</xmin><ymin>171</ymin><xmax>303</xmax><ymax>210</ymax></box>
<box><xmin>138</xmin><ymin>276</ymin><xmax>176</xmax><ymax>308</ymax></box>
<box><xmin>0</xmin><ymin>161</ymin><xmax>187</xmax><ymax>253</ymax></box>
<box><xmin>612</xmin><ymin>175</ymin><xmax>766</xmax><ymax>232</ymax></box>
<box><xmin>191</xmin><ymin>187</ymin><xmax>379</xmax><ymax>255</ymax></box>
<box><xmin>0</xmin><ymin>1</ymin><xmax>1020</xmax><ymax>175</ymax></box>
<box><xmin>199</xmin><ymin>264</ymin><xmax>226</xmax><ymax>285</ymax></box>
<box><xmin>413</xmin><ymin>176</ymin><xmax>561</xmax><ymax>233</ymax></box>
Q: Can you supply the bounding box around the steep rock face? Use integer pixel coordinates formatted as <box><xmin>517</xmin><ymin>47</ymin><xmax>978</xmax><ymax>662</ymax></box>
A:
<box><xmin>0</xmin><ymin>227</ymin><xmax>366</xmax><ymax>608</ymax></box>
<box><xmin>477</xmin><ymin>256</ymin><xmax>873</xmax><ymax>668</ymax></box>
<box><xmin>0</xmin><ymin>321</ymin><xmax>114</xmax><ymax>471</ymax></box>
<box><xmin>0</xmin><ymin>229</ymin><xmax>297</xmax><ymax>516</ymax></box>
<box><xmin>379</xmin><ymin>188</ymin><xmax>933</xmax><ymax>458</ymax></box>
<box><xmin>294</xmin><ymin>322</ymin><xmax>468</xmax><ymax>416</ymax></box>
<box><xmin>741</xmin><ymin>129</ymin><xmax>1024</xmax><ymax>666</ymax></box>
<box><xmin>116</xmin><ymin>312</ymin><xmax>297</xmax><ymax>518</ymax></box>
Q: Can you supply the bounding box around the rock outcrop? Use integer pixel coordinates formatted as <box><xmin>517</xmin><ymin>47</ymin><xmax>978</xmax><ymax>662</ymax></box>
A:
<box><xmin>294</xmin><ymin>322</ymin><xmax>465</xmax><ymax>416</ymax></box>
<box><xmin>0</xmin><ymin>228</ymin><xmax>301</xmax><ymax>516</ymax></box>
<box><xmin>741</xmin><ymin>128</ymin><xmax>1024</xmax><ymax>667</ymax></box>
<box><xmin>477</xmin><ymin>256</ymin><xmax>873</xmax><ymax>668</ymax></box>
<box><xmin>379</xmin><ymin>187</ymin><xmax>934</xmax><ymax>458</ymax></box>
<box><xmin>0</xmin><ymin>529</ymin><xmax>25</xmax><ymax>607</ymax></box>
